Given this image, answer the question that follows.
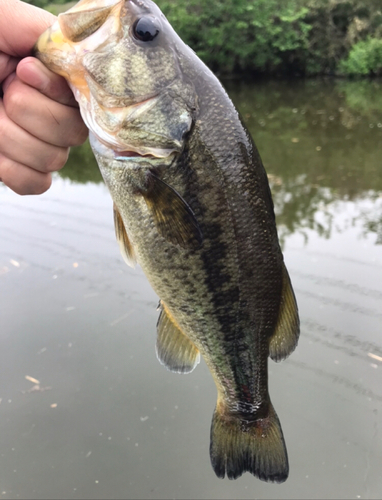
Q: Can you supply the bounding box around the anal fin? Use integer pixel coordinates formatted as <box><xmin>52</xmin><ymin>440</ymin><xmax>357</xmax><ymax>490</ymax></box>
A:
<box><xmin>269</xmin><ymin>263</ymin><xmax>300</xmax><ymax>362</ymax></box>
<box><xmin>156</xmin><ymin>301</ymin><xmax>200</xmax><ymax>374</ymax></box>
<box><xmin>113</xmin><ymin>203</ymin><xmax>136</xmax><ymax>268</ymax></box>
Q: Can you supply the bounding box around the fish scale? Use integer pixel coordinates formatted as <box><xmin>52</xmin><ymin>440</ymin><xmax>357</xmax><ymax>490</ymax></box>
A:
<box><xmin>35</xmin><ymin>0</ymin><xmax>299</xmax><ymax>482</ymax></box>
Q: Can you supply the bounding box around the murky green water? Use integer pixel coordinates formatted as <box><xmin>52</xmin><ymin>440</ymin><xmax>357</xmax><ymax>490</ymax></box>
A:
<box><xmin>1</xmin><ymin>79</ymin><xmax>381</xmax><ymax>499</ymax></box>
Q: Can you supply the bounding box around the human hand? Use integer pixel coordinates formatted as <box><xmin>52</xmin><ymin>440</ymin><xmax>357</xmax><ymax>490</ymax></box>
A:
<box><xmin>0</xmin><ymin>0</ymin><xmax>88</xmax><ymax>195</ymax></box>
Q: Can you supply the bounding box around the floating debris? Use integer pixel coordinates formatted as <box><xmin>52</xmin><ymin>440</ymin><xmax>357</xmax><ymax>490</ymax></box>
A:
<box><xmin>22</xmin><ymin>385</ymin><xmax>52</xmax><ymax>394</ymax></box>
<box><xmin>110</xmin><ymin>310</ymin><xmax>134</xmax><ymax>327</ymax></box>
<box><xmin>50</xmin><ymin>404</ymin><xmax>58</xmax><ymax>408</ymax></box>
<box><xmin>10</xmin><ymin>259</ymin><xmax>20</xmax><ymax>268</ymax></box>
<box><xmin>368</xmin><ymin>353</ymin><xmax>382</xmax><ymax>363</ymax></box>
<box><xmin>22</xmin><ymin>377</ymin><xmax>52</xmax><ymax>394</ymax></box>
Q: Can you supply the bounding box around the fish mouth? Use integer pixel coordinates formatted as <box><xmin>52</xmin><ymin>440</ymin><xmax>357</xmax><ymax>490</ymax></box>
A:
<box><xmin>34</xmin><ymin>0</ymin><xmax>183</xmax><ymax>162</ymax></box>
<box><xmin>115</xmin><ymin>151</ymin><xmax>145</xmax><ymax>158</ymax></box>
<box><xmin>34</xmin><ymin>0</ymin><xmax>126</xmax><ymax>99</ymax></box>
<box><xmin>89</xmin><ymin>132</ymin><xmax>176</xmax><ymax>163</ymax></box>
<box><xmin>79</xmin><ymin>89</ymin><xmax>182</xmax><ymax>161</ymax></box>
<box><xmin>113</xmin><ymin>150</ymin><xmax>157</xmax><ymax>159</ymax></box>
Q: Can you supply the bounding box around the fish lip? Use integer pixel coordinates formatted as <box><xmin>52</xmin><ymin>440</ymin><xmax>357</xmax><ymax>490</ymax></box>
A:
<box><xmin>72</xmin><ymin>83</ymin><xmax>182</xmax><ymax>158</ymax></box>
<box><xmin>89</xmin><ymin>132</ymin><xmax>177</xmax><ymax>163</ymax></box>
<box><xmin>113</xmin><ymin>150</ymin><xmax>156</xmax><ymax>159</ymax></box>
<box><xmin>113</xmin><ymin>149</ymin><xmax>178</xmax><ymax>161</ymax></box>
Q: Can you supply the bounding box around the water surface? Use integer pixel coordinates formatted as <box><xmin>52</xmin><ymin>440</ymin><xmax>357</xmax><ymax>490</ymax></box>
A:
<box><xmin>1</xmin><ymin>79</ymin><xmax>381</xmax><ymax>499</ymax></box>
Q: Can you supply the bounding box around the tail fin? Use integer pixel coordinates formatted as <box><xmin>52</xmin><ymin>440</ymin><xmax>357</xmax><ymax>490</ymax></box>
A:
<box><xmin>209</xmin><ymin>401</ymin><xmax>288</xmax><ymax>482</ymax></box>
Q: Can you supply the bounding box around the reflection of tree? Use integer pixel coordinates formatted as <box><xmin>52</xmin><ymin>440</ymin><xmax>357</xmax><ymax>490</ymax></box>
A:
<box><xmin>60</xmin><ymin>140</ymin><xmax>103</xmax><ymax>184</ymax></box>
<box><xmin>271</xmin><ymin>177</ymin><xmax>382</xmax><ymax>246</ymax></box>
<box><xmin>363</xmin><ymin>218</ymin><xmax>382</xmax><ymax>245</ymax></box>
<box><xmin>269</xmin><ymin>176</ymin><xmax>335</xmax><ymax>246</ymax></box>
<box><xmin>59</xmin><ymin>79</ymin><xmax>382</xmax><ymax>243</ymax></box>
<box><xmin>337</xmin><ymin>80</ymin><xmax>382</xmax><ymax>117</ymax></box>
<box><xmin>226</xmin><ymin>78</ymin><xmax>382</xmax><ymax>244</ymax></box>
<box><xmin>227</xmin><ymin>78</ymin><xmax>382</xmax><ymax>192</ymax></box>
<box><xmin>355</xmin><ymin>194</ymin><xmax>382</xmax><ymax>245</ymax></box>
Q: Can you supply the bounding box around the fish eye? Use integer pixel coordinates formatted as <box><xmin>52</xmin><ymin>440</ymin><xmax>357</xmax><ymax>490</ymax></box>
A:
<box><xmin>133</xmin><ymin>17</ymin><xmax>160</xmax><ymax>42</ymax></box>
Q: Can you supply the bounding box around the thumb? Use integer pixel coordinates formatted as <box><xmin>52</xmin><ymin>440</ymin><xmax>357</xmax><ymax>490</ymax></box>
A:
<box><xmin>17</xmin><ymin>57</ymin><xmax>78</xmax><ymax>107</ymax></box>
<box><xmin>0</xmin><ymin>1</ymin><xmax>55</xmax><ymax>57</ymax></box>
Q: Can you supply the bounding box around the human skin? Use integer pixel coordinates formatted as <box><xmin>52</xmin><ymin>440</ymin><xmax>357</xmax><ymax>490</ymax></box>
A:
<box><xmin>0</xmin><ymin>0</ymin><xmax>88</xmax><ymax>195</ymax></box>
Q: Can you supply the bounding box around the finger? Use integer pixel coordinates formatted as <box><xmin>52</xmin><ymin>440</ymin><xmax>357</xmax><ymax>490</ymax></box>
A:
<box><xmin>17</xmin><ymin>57</ymin><xmax>78</xmax><ymax>107</ymax></box>
<box><xmin>0</xmin><ymin>1</ymin><xmax>55</xmax><ymax>57</ymax></box>
<box><xmin>3</xmin><ymin>74</ymin><xmax>88</xmax><ymax>147</ymax></box>
<box><xmin>0</xmin><ymin>154</ymin><xmax>52</xmax><ymax>195</ymax></box>
<box><xmin>0</xmin><ymin>99</ymin><xmax>69</xmax><ymax>173</ymax></box>
<box><xmin>0</xmin><ymin>53</ymin><xmax>18</xmax><ymax>83</ymax></box>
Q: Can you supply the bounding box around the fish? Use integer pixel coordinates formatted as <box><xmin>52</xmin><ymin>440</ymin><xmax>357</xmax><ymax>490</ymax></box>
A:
<box><xmin>35</xmin><ymin>0</ymin><xmax>300</xmax><ymax>482</ymax></box>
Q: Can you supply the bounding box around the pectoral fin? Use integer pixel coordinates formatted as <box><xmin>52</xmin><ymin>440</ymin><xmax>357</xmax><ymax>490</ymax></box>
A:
<box><xmin>113</xmin><ymin>203</ymin><xmax>136</xmax><ymax>268</ymax></box>
<box><xmin>141</xmin><ymin>172</ymin><xmax>203</xmax><ymax>249</ymax></box>
<box><xmin>269</xmin><ymin>263</ymin><xmax>300</xmax><ymax>362</ymax></box>
<box><xmin>156</xmin><ymin>301</ymin><xmax>200</xmax><ymax>374</ymax></box>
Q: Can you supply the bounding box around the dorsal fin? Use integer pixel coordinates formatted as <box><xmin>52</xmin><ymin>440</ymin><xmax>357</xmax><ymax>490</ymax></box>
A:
<box><xmin>113</xmin><ymin>203</ymin><xmax>136</xmax><ymax>268</ymax></box>
<box><xmin>156</xmin><ymin>301</ymin><xmax>200</xmax><ymax>374</ymax></box>
<box><xmin>269</xmin><ymin>263</ymin><xmax>300</xmax><ymax>362</ymax></box>
<box><xmin>58</xmin><ymin>4</ymin><xmax>116</xmax><ymax>43</ymax></box>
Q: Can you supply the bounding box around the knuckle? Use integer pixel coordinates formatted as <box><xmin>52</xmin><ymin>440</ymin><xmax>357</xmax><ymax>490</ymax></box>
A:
<box><xmin>62</xmin><ymin>111</ymin><xmax>88</xmax><ymax>147</ymax></box>
<box><xmin>3</xmin><ymin>86</ymin><xmax>23</xmax><ymax>120</ymax></box>
<box><xmin>71</xmin><ymin>123</ymin><xmax>89</xmax><ymax>146</ymax></box>
<box><xmin>17</xmin><ymin>176</ymin><xmax>52</xmax><ymax>196</ymax></box>
<box><xmin>45</xmin><ymin>147</ymin><xmax>69</xmax><ymax>173</ymax></box>
<box><xmin>0</xmin><ymin>156</ymin><xmax>52</xmax><ymax>195</ymax></box>
<box><xmin>29</xmin><ymin>175</ymin><xmax>52</xmax><ymax>195</ymax></box>
<box><xmin>0</xmin><ymin>113</ymin><xmax>9</xmax><ymax>138</ymax></box>
<box><xmin>0</xmin><ymin>154</ymin><xmax>7</xmax><ymax>172</ymax></box>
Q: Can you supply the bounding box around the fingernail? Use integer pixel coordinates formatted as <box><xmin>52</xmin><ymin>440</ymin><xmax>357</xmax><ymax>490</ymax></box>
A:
<box><xmin>2</xmin><ymin>72</ymin><xmax>16</xmax><ymax>94</ymax></box>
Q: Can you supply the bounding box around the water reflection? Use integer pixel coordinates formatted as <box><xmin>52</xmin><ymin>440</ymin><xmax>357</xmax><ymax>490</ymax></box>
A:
<box><xmin>62</xmin><ymin>79</ymin><xmax>382</xmax><ymax>245</ymax></box>
<box><xmin>2</xmin><ymin>78</ymin><xmax>382</xmax><ymax>499</ymax></box>
<box><xmin>61</xmin><ymin>140</ymin><xmax>102</xmax><ymax>185</ymax></box>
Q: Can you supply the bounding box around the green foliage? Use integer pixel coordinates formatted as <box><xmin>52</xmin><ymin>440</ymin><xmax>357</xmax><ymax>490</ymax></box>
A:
<box><xmin>157</xmin><ymin>0</ymin><xmax>382</xmax><ymax>75</ymax></box>
<box><xmin>158</xmin><ymin>0</ymin><xmax>311</xmax><ymax>74</ymax></box>
<box><xmin>35</xmin><ymin>0</ymin><xmax>382</xmax><ymax>75</ymax></box>
<box><xmin>24</xmin><ymin>0</ymin><xmax>68</xmax><ymax>7</ymax></box>
<box><xmin>339</xmin><ymin>37</ymin><xmax>382</xmax><ymax>75</ymax></box>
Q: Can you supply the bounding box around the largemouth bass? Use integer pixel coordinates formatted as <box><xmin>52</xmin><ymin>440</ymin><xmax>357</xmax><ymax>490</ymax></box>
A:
<box><xmin>35</xmin><ymin>0</ymin><xmax>299</xmax><ymax>482</ymax></box>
